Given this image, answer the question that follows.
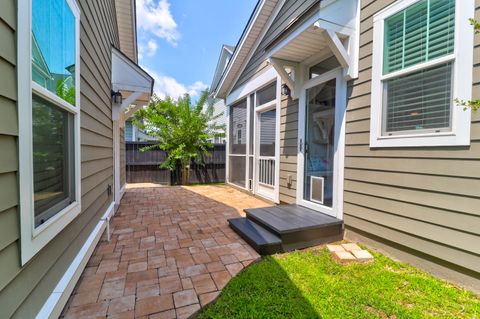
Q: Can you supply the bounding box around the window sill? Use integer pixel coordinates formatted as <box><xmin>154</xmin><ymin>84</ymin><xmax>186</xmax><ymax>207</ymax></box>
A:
<box><xmin>21</xmin><ymin>201</ymin><xmax>82</xmax><ymax>265</ymax></box>
<box><xmin>32</xmin><ymin>201</ymin><xmax>81</xmax><ymax>237</ymax></box>
<box><xmin>369</xmin><ymin>131</ymin><xmax>471</xmax><ymax>148</ymax></box>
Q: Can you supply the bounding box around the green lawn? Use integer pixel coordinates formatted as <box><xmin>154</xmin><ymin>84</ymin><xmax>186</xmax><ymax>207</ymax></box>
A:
<box><xmin>198</xmin><ymin>248</ymin><xmax>480</xmax><ymax>319</ymax></box>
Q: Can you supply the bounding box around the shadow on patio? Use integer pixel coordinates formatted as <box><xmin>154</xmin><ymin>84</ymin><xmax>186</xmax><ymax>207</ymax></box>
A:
<box><xmin>60</xmin><ymin>184</ymin><xmax>272</xmax><ymax>318</ymax></box>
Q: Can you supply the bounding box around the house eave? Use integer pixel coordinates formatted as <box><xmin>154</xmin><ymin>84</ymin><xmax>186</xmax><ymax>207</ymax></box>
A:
<box><xmin>214</xmin><ymin>0</ymin><xmax>282</xmax><ymax>100</ymax></box>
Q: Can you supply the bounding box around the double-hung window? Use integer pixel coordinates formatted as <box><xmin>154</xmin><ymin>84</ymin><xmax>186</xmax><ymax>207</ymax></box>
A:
<box><xmin>18</xmin><ymin>0</ymin><xmax>81</xmax><ymax>264</ymax></box>
<box><xmin>370</xmin><ymin>0</ymin><xmax>474</xmax><ymax>147</ymax></box>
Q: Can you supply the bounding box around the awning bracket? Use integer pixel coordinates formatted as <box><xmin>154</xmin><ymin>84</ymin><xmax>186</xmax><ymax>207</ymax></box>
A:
<box><xmin>323</xmin><ymin>29</ymin><xmax>350</xmax><ymax>70</ymax></box>
<box><xmin>269</xmin><ymin>58</ymin><xmax>298</xmax><ymax>98</ymax></box>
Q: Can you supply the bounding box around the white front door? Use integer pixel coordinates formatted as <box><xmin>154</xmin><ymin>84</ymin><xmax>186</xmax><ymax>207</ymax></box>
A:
<box><xmin>297</xmin><ymin>69</ymin><xmax>346</xmax><ymax>219</ymax></box>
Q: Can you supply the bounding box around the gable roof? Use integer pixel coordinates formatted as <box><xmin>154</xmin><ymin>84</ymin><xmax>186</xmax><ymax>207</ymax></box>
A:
<box><xmin>214</xmin><ymin>0</ymin><xmax>282</xmax><ymax>99</ymax></box>
<box><xmin>209</xmin><ymin>44</ymin><xmax>235</xmax><ymax>97</ymax></box>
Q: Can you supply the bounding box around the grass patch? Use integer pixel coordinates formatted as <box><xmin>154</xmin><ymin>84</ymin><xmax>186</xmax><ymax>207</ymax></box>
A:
<box><xmin>198</xmin><ymin>249</ymin><xmax>479</xmax><ymax>318</ymax></box>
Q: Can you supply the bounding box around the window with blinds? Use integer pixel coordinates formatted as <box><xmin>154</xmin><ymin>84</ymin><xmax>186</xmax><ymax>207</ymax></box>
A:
<box><xmin>383</xmin><ymin>62</ymin><xmax>452</xmax><ymax>134</ymax></box>
<box><xmin>383</xmin><ymin>0</ymin><xmax>455</xmax><ymax>74</ymax></box>
<box><xmin>382</xmin><ymin>0</ymin><xmax>455</xmax><ymax>135</ymax></box>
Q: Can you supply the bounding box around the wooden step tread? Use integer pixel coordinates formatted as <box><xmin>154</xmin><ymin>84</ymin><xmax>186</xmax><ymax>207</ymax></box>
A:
<box><xmin>245</xmin><ymin>204</ymin><xmax>342</xmax><ymax>235</ymax></box>
<box><xmin>228</xmin><ymin>218</ymin><xmax>283</xmax><ymax>255</ymax></box>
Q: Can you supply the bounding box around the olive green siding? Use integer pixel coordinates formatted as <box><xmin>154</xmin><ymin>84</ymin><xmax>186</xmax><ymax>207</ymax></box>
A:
<box><xmin>0</xmin><ymin>1</ymin><xmax>120</xmax><ymax>317</ymax></box>
<box><xmin>0</xmin><ymin>0</ymin><xmax>20</xmax><ymax>306</ymax></box>
<box><xmin>343</xmin><ymin>0</ymin><xmax>480</xmax><ymax>283</ymax></box>
<box><xmin>279</xmin><ymin>94</ymin><xmax>298</xmax><ymax>204</ymax></box>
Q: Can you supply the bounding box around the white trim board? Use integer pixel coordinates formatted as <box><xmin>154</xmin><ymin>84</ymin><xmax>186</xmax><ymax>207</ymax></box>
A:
<box><xmin>215</xmin><ymin>0</ymin><xmax>285</xmax><ymax>99</ymax></box>
<box><xmin>369</xmin><ymin>0</ymin><xmax>474</xmax><ymax>147</ymax></box>
<box><xmin>224</xmin><ymin>0</ymin><xmax>286</xmax><ymax>98</ymax></box>
<box><xmin>18</xmin><ymin>0</ymin><xmax>83</xmax><ymax>265</ymax></box>
<box><xmin>226</xmin><ymin>67</ymin><xmax>278</xmax><ymax>106</ymax></box>
<box><xmin>36</xmin><ymin>201</ymin><xmax>115</xmax><ymax>319</ymax></box>
<box><xmin>296</xmin><ymin>68</ymin><xmax>346</xmax><ymax>220</ymax></box>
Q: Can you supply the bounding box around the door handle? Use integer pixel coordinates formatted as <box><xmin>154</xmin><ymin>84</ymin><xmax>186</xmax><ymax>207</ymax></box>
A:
<box><xmin>299</xmin><ymin>138</ymin><xmax>303</xmax><ymax>153</ymax></box>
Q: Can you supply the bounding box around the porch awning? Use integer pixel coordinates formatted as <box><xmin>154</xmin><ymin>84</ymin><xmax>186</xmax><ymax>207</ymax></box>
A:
<box><xmin>266</xmin><ymin>0</ymin><xmax>359</xmax><ymax>97</ymax></box>
<box><xmin>111</xmin><ymin>47</ymin><xmax>154</xmax><ymax>121</ymax></box>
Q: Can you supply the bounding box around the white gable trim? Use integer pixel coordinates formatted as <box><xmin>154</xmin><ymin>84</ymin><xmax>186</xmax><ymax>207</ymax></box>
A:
<box><xmin>224</xmin><ymin>0</ymin><xmax>286</xmax><ymax>97</ymax></box>
<box><xmin>215</xmin><ymin>0</ymin><xmax>284</xmax><ymax>99</ymax></box>
<box><xmin>226</xmin><ymin>66</ymin><xmax>278</xmax><ymax>106</ymax></box>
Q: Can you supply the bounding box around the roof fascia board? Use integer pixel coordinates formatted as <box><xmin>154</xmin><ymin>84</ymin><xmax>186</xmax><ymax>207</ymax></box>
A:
<box><xmin>210</xmin><ymin>46</ymin><xmax>233</xmax><ymax>93</ymax></box>
<box><xmin>132</xmin><ymin>0</ymin><xmax>138</xmax><ymax>62</ymax></box>
<box><xmin>215</xmin><ymin>1</ymin><xmax>267</xmax><ymax>98</ymax></box>
<box><xmin>224</xmin><ymin>0</ymin><xmax>285</xmax><ymax>98</ymax></box>
<box><xmin>215</xmin><ymin>0</ymin><xmax>284</xmax><ymax>99</ymax></box>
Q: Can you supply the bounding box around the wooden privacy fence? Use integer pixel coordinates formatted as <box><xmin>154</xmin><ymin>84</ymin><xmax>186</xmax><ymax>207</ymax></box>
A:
<box><xmin>126</xmin><ymin>142</ymin><xmax>226</xmax><ymax>185</ymax></box>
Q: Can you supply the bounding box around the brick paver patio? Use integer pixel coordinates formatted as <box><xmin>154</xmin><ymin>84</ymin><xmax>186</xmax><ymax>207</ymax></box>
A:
<box><xmin>61</xmin><ymin>185</ymin><xmax>269</xmax><ymax>319</ymax></box>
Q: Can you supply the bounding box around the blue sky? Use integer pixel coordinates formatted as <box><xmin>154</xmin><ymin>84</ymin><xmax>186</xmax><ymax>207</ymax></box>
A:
<box><xmin>136</xmin><ymin>0</ymin><xmax>257</xmax><ymax>99</ymax></box>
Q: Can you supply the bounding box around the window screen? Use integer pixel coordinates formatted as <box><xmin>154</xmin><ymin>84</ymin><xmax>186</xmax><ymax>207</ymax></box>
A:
<box><xmin>383</xmin><ymin>62</ymin><xmax>452</xmax><ymax>134</ymax></box>
<box><xmin>383</xmin><ymin>0</ymin><xmax>455</xmax><ymax>74</ymax></box>
<box><xmin>256</xmin><ymin>81</ymin><xmax>276</xmax><ymax>106</ymax></box>
<box><xmin>229</xmin><ymin>99</ymin><xmax>247</xmax><ymax>154</ymax></box>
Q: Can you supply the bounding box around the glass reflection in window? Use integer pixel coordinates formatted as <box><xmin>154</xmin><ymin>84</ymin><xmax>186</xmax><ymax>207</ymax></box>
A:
<box><xmin>32</xmin><ymin>0</ymin><xmax>76</xmax><ymax>105</ymax></box>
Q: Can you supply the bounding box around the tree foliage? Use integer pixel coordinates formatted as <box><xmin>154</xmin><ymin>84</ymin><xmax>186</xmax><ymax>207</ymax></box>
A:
<box><xmin>56</xmin><ymin>80</ymin><xmax>76</xmax><ymax>106</ymax></box>
<box><xmin>132</xmin><ymin>89</ymin><xmax>225</xmax><ymax>185</ymax></box>
<box><xmin>455</xmin><ymin>19</ymin><xmax>480</xmax><ymax>112</ymax></box>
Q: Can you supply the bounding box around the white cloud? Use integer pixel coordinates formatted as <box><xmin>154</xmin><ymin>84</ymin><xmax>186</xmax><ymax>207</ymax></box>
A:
<box><xmin>136</xmin><ymin>0</ymin><xmax>180</xmax><ymax>46</ymax></box>
<box><xmin>138</xmin><ymin>39</ymin><xmax>159</xmax><ymax>59</ymax></box>
<box><xmin>188</xmin><ymin>81</ymin><xmax>208</xmax><ymax>96</ymax></box>
<box><xmin>143</xmin><ymin>67</ymin><xmax>208</xmax><ymax>100</ymax></box>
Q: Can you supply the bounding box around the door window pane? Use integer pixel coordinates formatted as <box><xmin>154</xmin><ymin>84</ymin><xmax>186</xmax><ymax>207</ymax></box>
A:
<box><xmin>304</xmin><ymin>79</ymin><xmax>336</xmax><ymax>207</ymax></box>
<box><xmin>259</xmin><ymin>110</ymin><xmax>276</xmax><ymax>157</ymax></box>
<box><xmin>33</xmin><ymin>94</ymin><xmax>75</xmax><ymax>227</ymax></box>
<box><xmin>229</xmin><ymin>99</ymin><xmax>247</xmax><ymax>154</ymax></box>
<box><xmin>32</xmin><ymin>0</ymin><xmax>76</xmax><ymax>105</ymax></box>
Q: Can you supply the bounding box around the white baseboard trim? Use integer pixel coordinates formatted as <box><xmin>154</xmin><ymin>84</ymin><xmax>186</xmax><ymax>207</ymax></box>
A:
<box><xmin>120</xmin><ymin>184</ymin><xmax>126</xmax><ymax>201</ymax></box>
<box><xmin>36</xmin><ymin>201</ymin><xmax>115</xmax><ymax>319</ymax></box>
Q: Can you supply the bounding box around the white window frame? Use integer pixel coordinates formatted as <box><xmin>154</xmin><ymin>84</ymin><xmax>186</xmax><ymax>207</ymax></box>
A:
<box><xmin>18</xmin><ymin>0</ymin><xmax>82</xmax><ymax>265</ymax></box>
<box><xmin>370</xmin><ymin>0</ymin><xmax>474</xmax><ymax>147</ymax></box>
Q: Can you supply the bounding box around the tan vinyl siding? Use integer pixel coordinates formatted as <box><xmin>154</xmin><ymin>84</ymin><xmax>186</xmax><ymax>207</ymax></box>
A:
<box><xmin>279</xmin><ymin>94</ymin><xmax>298</xmax><ymax>203</ymax></box>
<box><xmin>344</xmin><ymin>0</ymin><xmax>480</xmax><ymax>279</ymax></box>
<box><xmin>115</xmin><ymin>0</ymin><xmax>136</xmax><ymax>61</ymax></box>
<box><xmin>232</xmin><ymin>0</ymin><xmax>319</xmax><ymax>92</ymax></box>
<box><xmin>120</xmin><ymin>126</ymin><xmax>126</xmax><ymax>187</ymax></box>
<box><xmin>0</xmin><ymin>1</ymin><xmax>119</xmax><ymax>317</ymax></box>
